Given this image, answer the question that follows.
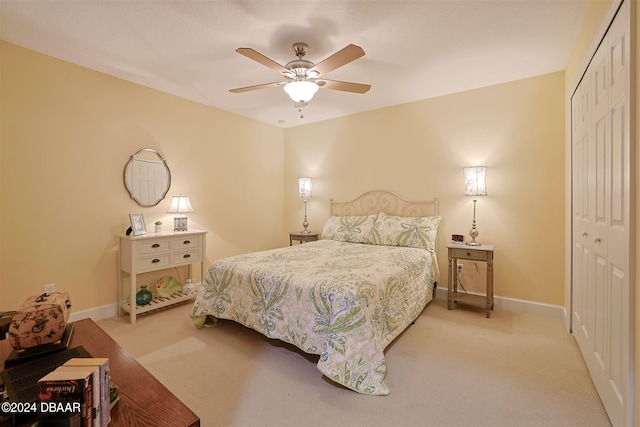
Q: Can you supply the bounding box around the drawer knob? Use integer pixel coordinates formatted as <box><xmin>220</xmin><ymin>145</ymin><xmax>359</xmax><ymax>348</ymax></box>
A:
<box><xmin>183</xmin><ymin>254</ymin><xmax>191</xmax><ymax>259</ymax></box>
<box><xmin>466</xmin><ymin>252</ymin><xmax>471</xmax><ymax>257</ymax></box>
<box><xmin>183</xmin><ymin>240</ymin><xmax>191</xmax><ymax>245</ymax></box>
<box><xmin>152</xmin><ymin>258</ymin><xmax>160</xmax><ymax>263</ymax></box>
<box><xmin>152</xmin><ymin>243</ymin><xmax>160</xmax><ymax>248</ymax></box>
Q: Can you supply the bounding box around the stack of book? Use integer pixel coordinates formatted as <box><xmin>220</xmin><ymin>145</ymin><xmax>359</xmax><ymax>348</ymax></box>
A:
<box><xmin>37</xmin><ymin>358</ymin><xmax>114</xmax><ymax>427</ymax></box>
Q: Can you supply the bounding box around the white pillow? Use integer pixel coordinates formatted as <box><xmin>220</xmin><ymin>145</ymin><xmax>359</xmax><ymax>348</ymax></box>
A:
<box><xmin>321</xmin><ymin>214</ymin><xmax>379</xmax><ymax>244</ymax></box>
<box><xmin>377</xmin><ymin>212</ymin><xmax>441</xmax><ymax>253</ymax></box>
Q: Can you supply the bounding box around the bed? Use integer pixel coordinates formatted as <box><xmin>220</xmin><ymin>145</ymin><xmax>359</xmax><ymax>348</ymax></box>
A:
<box><xmin>190</xmin><ymin>190</ymin><xmax>440</xmax><ymax>395</ymax></box>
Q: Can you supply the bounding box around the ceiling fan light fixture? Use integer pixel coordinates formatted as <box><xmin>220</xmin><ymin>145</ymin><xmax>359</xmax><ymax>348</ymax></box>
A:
<box><xmin>284</xmin><ymin>80</ymin><xmax>319</xmax><ymax>103</ymax></box>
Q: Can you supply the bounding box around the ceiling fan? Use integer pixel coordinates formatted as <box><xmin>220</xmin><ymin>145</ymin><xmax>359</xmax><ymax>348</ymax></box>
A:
<box><xmin>229</xmin><ymin>42</ymin><xmax>371</xmax><ymax>110</ymax></box>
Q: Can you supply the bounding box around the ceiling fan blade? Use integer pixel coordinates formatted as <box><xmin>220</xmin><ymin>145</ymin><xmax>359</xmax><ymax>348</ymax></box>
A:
<box><xmin>309</xmin><ymin>44</ymin><xmax>365</xmax><ymax>76</ymax></box>
<box><xmin>317</xmin><ymin>79</ymin><xmax>371</xmax><ymax>94</ymax></box>
<box><xmin>229</xmin><ymin>82</ymin><xmax>283</xmax><ymax>93</ymax></box>
<box><xmin>236</xmin><ymin>48</ymin><xmax>290</xmax><ymax>75</ymax></box>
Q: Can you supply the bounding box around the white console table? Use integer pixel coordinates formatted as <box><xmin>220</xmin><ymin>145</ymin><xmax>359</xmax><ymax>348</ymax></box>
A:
<box><xmin>119</xmin><ymin>229</ymin><xmax>207</xmax><ymax>324</ymax></box>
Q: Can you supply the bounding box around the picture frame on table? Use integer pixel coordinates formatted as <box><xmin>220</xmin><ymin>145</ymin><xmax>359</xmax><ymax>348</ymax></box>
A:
<box><xmin>129</xmin><ymin>213</ymin><xmax>147</xmax><ymax>236</ymax></box>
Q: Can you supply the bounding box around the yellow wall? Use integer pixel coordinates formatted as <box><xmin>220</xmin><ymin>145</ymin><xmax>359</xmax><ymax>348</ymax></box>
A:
<box><xmin>636</xmin><ymin>0</ymin><xmax>639</xmax><ymax>417</ymax></box>
<box><xmin>636</xmin><ymin>0</ymin><xmax>639</xmax><ymax>418</ymax></box>
<box><xmin>285</xmin><ymin>71</ymin><xmax>566</xmax><ymax>305</ymax></box>
<box><xmin>0</xmin><ymin>42</ymin><xmax>286</xmax><ymax>311</ymax></box>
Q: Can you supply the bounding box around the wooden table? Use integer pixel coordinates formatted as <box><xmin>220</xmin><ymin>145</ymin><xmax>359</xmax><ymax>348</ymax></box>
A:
<box><xmin>289</xmin><ymin>231</ymin><xmax>319</xmax><ymax>245</ymax></box>
<box><xmin>1</xmin><ymin>318</ymin><xmax>199</xmax><ymax>427</ymax></box>
<box><xmin>447</xmin><ymin>243</ymin><xmax>495</xmax><ymax>318</ymax></box>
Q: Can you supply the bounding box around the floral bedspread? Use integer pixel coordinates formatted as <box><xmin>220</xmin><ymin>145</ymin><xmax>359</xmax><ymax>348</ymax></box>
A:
<box><xmin>190</xmin><ymin>239</ymin><xmax>435</xmax><ymax>395</ymax></box>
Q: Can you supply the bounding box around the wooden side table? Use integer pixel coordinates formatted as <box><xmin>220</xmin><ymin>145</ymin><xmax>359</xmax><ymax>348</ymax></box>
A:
<box><xmin>289</xmin><ymin>231</ymin><xmax>319</xmax><ymax>245</ymax></box>
<box><xmin>447</xmin><ymin>243</ymin><xmax>495</xmax><ymax>318</ymax></box>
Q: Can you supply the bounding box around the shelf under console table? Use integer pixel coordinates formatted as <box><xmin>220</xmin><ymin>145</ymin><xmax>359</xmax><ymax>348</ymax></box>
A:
<box><xmin>118</xmin><ymin>229</ymin><xmax>207</xmax><ymax>324</ymax></box>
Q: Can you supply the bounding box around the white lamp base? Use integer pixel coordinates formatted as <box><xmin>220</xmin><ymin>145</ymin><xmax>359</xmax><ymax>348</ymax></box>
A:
<box><xmin>466</xmin><ymin>199</ymin><xmax>480</xmax><ymax>246</ymax></box>
<box><xmin>301</xmin><ymin>198</ymin><xmax>309</xmax><ymax>233</ymax></box>
<box><xmin>173</xmin><ymin>216</ymin><xmax>188</xmax><ymax>232</ymax></box>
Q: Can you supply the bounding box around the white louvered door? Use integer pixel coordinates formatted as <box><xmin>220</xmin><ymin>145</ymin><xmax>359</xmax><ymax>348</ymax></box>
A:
<box><xmin>570</xmin><ymin>1</ymin><xmax>633</xmax><ymax>426</ymax></box>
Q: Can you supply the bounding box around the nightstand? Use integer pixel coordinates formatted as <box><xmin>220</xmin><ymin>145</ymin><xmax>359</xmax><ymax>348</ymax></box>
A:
<box><xmin>289</xmin><ymin>231</ymin><xmax>319</xmax><ymax>245</ymax></box>
<box><xmin>447</xmin><ymin>243</ymin><xmax>495</xmax><ymax>318</ymax></box>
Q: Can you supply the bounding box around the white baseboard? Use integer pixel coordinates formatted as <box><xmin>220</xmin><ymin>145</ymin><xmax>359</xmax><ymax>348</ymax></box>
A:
<box><xmin>434</xmin><ymin>286</ymin><xmax>564</xmax><ymax>319</ymax></box>
<box><xmin>69</xmin><ymin>303</ymin><xmax>119</xmax><ymax>323</ymax></box>
<box><xmin>68</xmin><ymin>283</ymin><xmax>204</xmax><ymax>323</ymax></box>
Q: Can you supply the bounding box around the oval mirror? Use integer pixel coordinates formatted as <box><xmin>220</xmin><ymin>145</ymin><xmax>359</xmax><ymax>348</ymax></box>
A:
<box><xmin>124</xmin><ymin>148</ymin><xmax>171</xmax><ymax>207</ymax></box>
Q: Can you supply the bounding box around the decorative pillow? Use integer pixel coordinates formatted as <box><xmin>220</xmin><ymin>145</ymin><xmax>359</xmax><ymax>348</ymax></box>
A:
<box><xmin>377</xmin><ymin>212</ymin><xmax>441</xmax><ymax>253</ymax></box>
<box><xmin>321</xmin><ymin>214</ymin><xmax>379</xmax><ymax>244</ymax></box>
<box><xmin>156</xmin><ymin>275</ymin><xmax>181</xmax><ymax>297</ymax></box>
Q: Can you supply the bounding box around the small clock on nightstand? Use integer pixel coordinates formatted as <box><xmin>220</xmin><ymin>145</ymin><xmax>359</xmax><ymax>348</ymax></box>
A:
<box><xmin>289</xmin><ymin>231</ymin><xmax>319</xmax><ymax>246</ymax></box>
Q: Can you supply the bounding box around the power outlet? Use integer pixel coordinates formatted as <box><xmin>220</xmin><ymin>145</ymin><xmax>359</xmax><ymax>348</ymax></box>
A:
<box><xmin>43</xmin><ymin>283</ymin><xmax>56</xmax><ymax>294</ymax></box>
<box><xmin>457</xmin><ymin>264</ymin><xmax>464</xmax><ymax>274</ymax></box>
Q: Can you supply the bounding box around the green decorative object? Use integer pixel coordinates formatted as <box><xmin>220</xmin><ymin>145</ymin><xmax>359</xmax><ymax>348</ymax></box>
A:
<box><xmin>155</xmin><ymin>275</ymin><xmax>181</xmax><ymax>298</ymax></box>
<box><xmin>135</xmin><ymin>285</ymin><xmax>153</xmax><ymax>306</ymax></box>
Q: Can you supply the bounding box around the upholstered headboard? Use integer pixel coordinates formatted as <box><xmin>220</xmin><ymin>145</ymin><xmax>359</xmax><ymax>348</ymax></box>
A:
<box><xmin>330</xmin><ymin>190</ymin><xmax>438</xmax><ymax>217</ymax></box>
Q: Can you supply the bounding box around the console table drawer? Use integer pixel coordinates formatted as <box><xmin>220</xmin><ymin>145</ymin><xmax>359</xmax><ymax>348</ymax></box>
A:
<box><xmin>172</xmin><ymin>236</ymin><xmax>201</xmax><ymax>250</ymax></box>
<box><xmin>450</xmin><ymin>248</ymin><xmax>488</xmax><ymax>261</ymax></box>
<box><xmin>139</xmin><ymin>239</ymin><xmax>171</xmax><ymax>254</ymax></box>
<box><xmin>139</xmin><ymin>253</ymin><xmax>172</xmax><ymax>271</ymax></box>
<box><xmin>173</xmin><ymin>250</ymin><xmax>202</xmax><ymax>266</ymax></box>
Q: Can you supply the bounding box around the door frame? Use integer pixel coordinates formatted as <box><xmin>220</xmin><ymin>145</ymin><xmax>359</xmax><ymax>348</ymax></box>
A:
<box><xmin>566</xmin><ymin>0</ymin><xmax>626</xmax><ymax>333</ymax></box>
<box><xmin>566</xmin><ymin>0</ymin><xmax>636</xmax><ymax>425</ymax></box>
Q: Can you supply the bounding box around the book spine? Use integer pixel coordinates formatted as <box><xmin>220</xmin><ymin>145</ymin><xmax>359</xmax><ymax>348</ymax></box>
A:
<box><xmin>39</xmin><ymin>377</ymin><xmax>93</xmax><ymax>427</ymax></box>
<box><xmin>64</xmin><ymin>358</ymin><xmax>110</xmax><ymax>426</ymax></box>
<box><xmin>101</xmin><ymin>360</ymin><xmax>111</xmax><ymax>426</ymax></box>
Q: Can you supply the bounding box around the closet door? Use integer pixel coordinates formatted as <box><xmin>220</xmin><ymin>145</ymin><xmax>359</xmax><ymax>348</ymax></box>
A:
<box><xmin>571</xmin><ymin>1</ymin><xmax>632</xmax><ymax>425</ymax></box>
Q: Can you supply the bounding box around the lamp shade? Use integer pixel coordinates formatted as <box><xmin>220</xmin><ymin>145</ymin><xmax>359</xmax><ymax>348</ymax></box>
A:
<box><xmin>284</xmin><ymin>81</ymin><xmax>319</xmax><ymax>103</ymax></box>
<box><xmin>464</xmin><ymin>166</ymin><xmax>487</xmax><ymax>197</ymax></box>
<box><xmin>298</xmin><ymin>177</ymin><xmax>312</xmax><ymax>199</ymax></box>
<box><xmin>166</xmin><ymin>195</ymin><xmax>194</xmax><ymax>214</ymax></box>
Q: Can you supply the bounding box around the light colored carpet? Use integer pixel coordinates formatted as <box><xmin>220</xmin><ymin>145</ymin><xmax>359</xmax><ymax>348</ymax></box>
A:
<box><xmin>97</xmin><ymin>298</ymin><xmax>611</xmax><ymax>427</ymax></box>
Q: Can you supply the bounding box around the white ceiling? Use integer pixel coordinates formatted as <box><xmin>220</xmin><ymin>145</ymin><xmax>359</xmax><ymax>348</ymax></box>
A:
<box><xmin>0</xmin><ymin>0</ymin><xmax>589</xmax><ymax>128</ymax></box>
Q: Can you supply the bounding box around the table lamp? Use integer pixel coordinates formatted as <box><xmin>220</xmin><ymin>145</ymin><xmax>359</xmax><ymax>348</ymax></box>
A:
<box><xmin>167</xmin><ymin>195</ymin><xmax>194</xmax><ymax>231</ymax></box>
<box><xmin>464</xmin><ymin>166</ymin><xmax>487</xmax><ymax>246</ymax></box>
<box><xmin>298</xmin><ymin>177</ymin><xmax>312</xmax><ymax>233</ymax></box>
